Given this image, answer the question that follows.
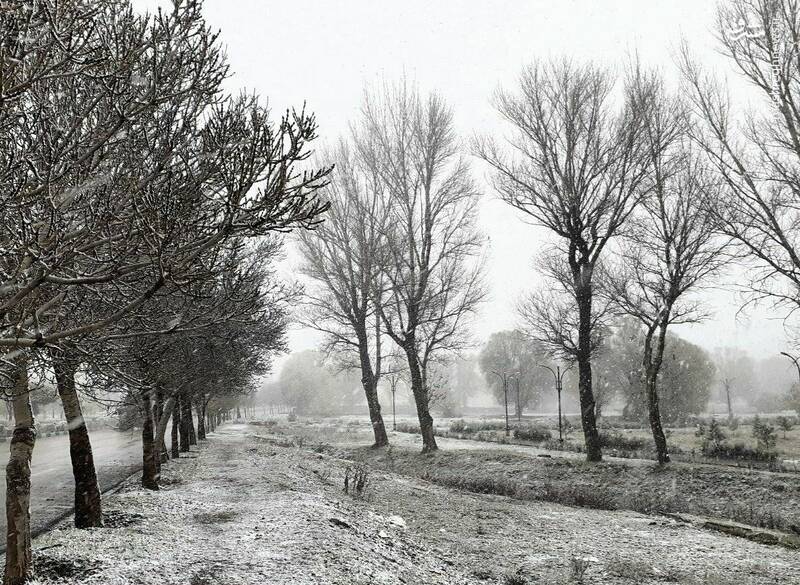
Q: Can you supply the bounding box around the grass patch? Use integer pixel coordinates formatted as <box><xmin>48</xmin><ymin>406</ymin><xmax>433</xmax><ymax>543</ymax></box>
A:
<box><xmin>194</xmin><ymin>510</ymin><xmax>239</xmax><ymax>524</ymax></box>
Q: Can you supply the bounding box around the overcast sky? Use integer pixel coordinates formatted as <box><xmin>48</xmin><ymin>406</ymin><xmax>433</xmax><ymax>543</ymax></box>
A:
<box><xmin>136</xmin><ymin>0</ymin><xmax>792</xmax><ymax>366</ymax></box>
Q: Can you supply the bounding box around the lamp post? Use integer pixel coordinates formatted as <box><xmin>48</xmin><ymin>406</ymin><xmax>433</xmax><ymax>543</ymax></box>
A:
<box><xmin>781</xmin><ymin>351</ymin><xmax>800</xmax><ymax>383</ymax></box>
<box><xmin>492</xmin><ymin>370</ymin><xmax>511</xmax><ymax>436</ymax></box>
<box><xmin>388</xmin><ymin>374</ymin><xmax>399</xmax><ymax>431</ymax></box>
<box><xmin>515</xmin><ymin>376</ymin><xmax>521</xmax><ymax>422</ymax></box>
<box><xmin>539</xmin><ymin>363</ymin><xmax>572</xmax><ymax>444</ymax></box>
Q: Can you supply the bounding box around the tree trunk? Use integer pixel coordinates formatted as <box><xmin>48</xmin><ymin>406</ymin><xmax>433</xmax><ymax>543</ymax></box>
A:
<box><xmin>363</xmin><ymin>377</ymin><xmax>389</xmax><ymax>447</ymax></box>
<box><xmin>188</xmin><ymin>397</ymin><xmax>197</xmax><ymax>446</ymax></box>
<box><xmin>155</xmin><ymin>395</ymin><xmax>176</xmax><ymax>466</ymax></box>
<box><xmin>356</xmin><ymin>333</ymin><xmax>388</xmax><ymax>447</ymax></box>
<box><xmin>179</xmin><ymin>391</ymin><xmax>191</xmax><ymax>452</ymax></box>
<box><xmin>171</xmin><ymin>396</ymin><xmax>180</xmax><ymax>459</ymax></box>
<box><xmin>141</xmin><ymin>388</ymin><xmax>159</xmax><ymax>490</ymax></box>
<box><xmin>4</xmin><ymin>357</ymin><xmax>35</xmax><ymax>585</ymax></box>
<box><xmin>725</xmin><ymin>383</ymin><xmax>734</xmax><ymax>422</ymax></box>
<box><xmin>403</xmin><ymin>344</ymin><xmax>437</xmax><ymax>452</ymax></box>
<box><xmin>643</xmin><ymin>322</ymin><xmax>671</xmax><ymax>464</ymax></box>
<box><xmin>575</xmin><ymin>278</ymin><xmax>602</xmax><ymax>462</ymax></box>
<box><xmin>51</xmin><ymin>351</ymin><xmax>103</xmax><ymax>529</ymax></box>
<box><xmin>154</xmin><ymin>388</ymin><xmax>169</xmax><ymax>464</ymax></box>
<box><xmin>195</xmin><ymin>402</ymin><xmax>206</xmax><ymax>441</ymax></box>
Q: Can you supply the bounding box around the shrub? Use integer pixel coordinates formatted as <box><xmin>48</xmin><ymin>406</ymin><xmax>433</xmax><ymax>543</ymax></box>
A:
<box><xmin>395</xmin><ymin>422</ymin><xmax>421</xmax><ymax>434</ymax></box>
<box><xmin>752</xmin><ymin>415</ymin><xmax>777</xmax><ymax>455</ymax></box>
<box><xmin>727</xmin><ymin>416</ymin><xmax>739</xmax><ymax>431</ymax></box>
<box><xmin>287</xmin><ymin>411</ymin><xmax>298</xmax><ymax>422</ymax></box>
<box><xmin>598</xmin><ymin>432</ymin><xmax>647</xmax><ymax>451</ymax></box>
<box><xmin>699</xmin><ymin>418</ymin><xmax>727</xmax><ymax>456</ymax></box>
<box><xmin>449</xmin><ymin>419</ymin><xmax>469</xmax><ymax>433</ymax></box>
<box><xmin>513</xmin><ymin>424</ymin><xmax>552</xmax><ymax>442</ymax></box>
<box><xmin>702</xmin><ymin>441</ymin><xmax>775</xmax><ymax>462</ymax></box>
<box><xmin>777</xmin><ymin>415</ymin><xmax>794</xmax><ymax>438</ymax></box>
<box><xmin>343</xmin><ymin>465</ymin><xmax>370</xmax><ymax>497</ymax></box>
<box><xmin>473</xmin><ymin>420</ymin><xmax>509</xmax><ymax>432</ymax></box>
<box><xmin>502</xmin><ymin>568</ymin><xmax>530</xmax><ymax>585</ymax></box>
<box><xmin>569</xmin><ymin>556</ymin><xmax>593</xmax><ymax>584</ymax></box>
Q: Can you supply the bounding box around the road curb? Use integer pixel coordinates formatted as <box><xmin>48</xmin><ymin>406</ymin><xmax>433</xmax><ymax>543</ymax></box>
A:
<box><xmin>0</xmin><ymin>466</ymin><xmax>143</xmax><ymax>556</ymax></box>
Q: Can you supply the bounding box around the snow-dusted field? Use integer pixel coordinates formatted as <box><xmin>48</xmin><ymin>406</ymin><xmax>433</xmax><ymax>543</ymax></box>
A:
<box><xmin>21</xmin><ymin>423</ymin><xmax>800</xmax><ymax>584</ymax></box>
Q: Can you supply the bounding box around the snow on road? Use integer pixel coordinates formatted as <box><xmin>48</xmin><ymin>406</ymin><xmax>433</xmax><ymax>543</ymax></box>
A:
<box><xmin>0</xmin><ymin>428</ymin><xmax>142</xmax><ymax>541</ymax></box>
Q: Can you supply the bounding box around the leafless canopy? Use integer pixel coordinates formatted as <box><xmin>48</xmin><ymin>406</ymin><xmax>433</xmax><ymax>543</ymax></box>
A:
<box><xmin>681</xmin><ymin>0</ymin><xmax>800</xmax><ymax>325</ymax></box>
<box><xmin>355</xmin><ymin>80</ymin><xmax>486</xmax><ymax>451</ymax></box>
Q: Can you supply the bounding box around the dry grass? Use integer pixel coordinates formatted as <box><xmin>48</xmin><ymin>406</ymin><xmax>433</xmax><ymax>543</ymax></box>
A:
<box><xmin>268</xmin><ymin>423</ymin><xmax>800</xmax><ymax>534</ymax></box>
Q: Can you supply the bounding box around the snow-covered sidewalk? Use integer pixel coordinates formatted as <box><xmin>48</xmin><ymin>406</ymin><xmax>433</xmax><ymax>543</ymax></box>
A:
<box><xmin>25</xmin><ymin>424</ymin><xmax>481</xmax><ymax>585</ymax></box>
<box><xmin>23</xmin><ymin>422</ymin><xmax>800</xmax><ymax>584</ymax></box>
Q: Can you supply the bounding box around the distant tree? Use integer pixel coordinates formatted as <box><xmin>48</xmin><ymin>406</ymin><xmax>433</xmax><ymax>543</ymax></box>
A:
<box><xmin>278</xmin><ymin>351</ymin><xmax>362</xmax><ymax>416</ymax></box>
<box><xmin>788</xmin><ymin>384</ymin><xmax>800</xmax><ymax>417</ymax></box>
<box><xmin>427</xmin><ymin>356</ymin><xmax>482</xmax><ymax>418</ymax></box>
<box><xmin>755</xmin><ymin>356</ymin><xmax>796</xmax><ymax>412</ymax></box>
<box><xmin>595</xmin><ymin>318</ymin><xmax>644</xmax><ymax>420</ymax></box>
<box><xmin>713</xmin><ymin>348</ymin><xmax>756</xmax><ymax>421</ymax></box>
<box><xmin>657</xmin><ymin>336</ymin><xmax>716</xmax><ymax>425</ymax></box>
<box><xmin>477</xmin><ymin>60</ymin><xmax>654</xmax><ymax>461</ymax></box>
<box><xmin>607</xmin><ymin>324</ymin><xmax>715</xmax><ymax>425</ymax></box>
<box><xmin>478</xmin><ymin>331</ymin><xmax>551</xmax><ymax>418</ymax></box>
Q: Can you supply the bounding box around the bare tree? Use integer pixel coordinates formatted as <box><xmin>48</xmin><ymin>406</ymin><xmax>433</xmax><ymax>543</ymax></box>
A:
<box><xmin>606</xmin><ymin>73</ymin><xmax>728</xmax><ymax>463</ymax></box>
<box><xmin>298</xmin><ymin>141</ymin><xmax>391</xmax><ymax>447</ymax></box>
<box><xmin>477</xmin><ymin>60</ymin><xmax>653</xmax><ymax>461</ymax></box>
<box><xmin>680</xmin><ymin>1</ymin><xmax>800</xmax><ymax>329</ymax></box>
<box><xmin>357</xmin><ymin>82</ymin><xmax>486</xmax><ymax>452</ymax></box>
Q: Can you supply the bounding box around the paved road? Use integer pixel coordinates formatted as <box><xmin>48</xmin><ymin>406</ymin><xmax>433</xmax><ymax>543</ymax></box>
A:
<box><xmin>0</xmin><ymin>427</ymin><xmax>143</xmax><ymax>539</ymax></box>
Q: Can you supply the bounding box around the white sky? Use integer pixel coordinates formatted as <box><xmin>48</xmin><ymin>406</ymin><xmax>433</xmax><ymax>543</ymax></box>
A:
<box><xmin>135</xmin><ymin>0</ymin><xmax>793</xmax><ymax>367</ymax></box>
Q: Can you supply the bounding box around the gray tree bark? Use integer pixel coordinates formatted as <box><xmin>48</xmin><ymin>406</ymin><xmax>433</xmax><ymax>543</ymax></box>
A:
<box><xmin>4</xmin><ymin>357</ymin><xmax>35</xmax><ymax>585</ymax></box>
<box><xmin>51</xmin><ymin>350</ymin><xmax>103</xmax><ymax>528</ymax></box>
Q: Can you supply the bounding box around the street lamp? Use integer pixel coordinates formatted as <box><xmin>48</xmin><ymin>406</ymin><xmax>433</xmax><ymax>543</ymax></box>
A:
<box><xmin>388</xmin><ymin>374</ymin><xmax>400</xmax><ymax>431</ymax></box>
<box><xmin>539</xmin><ymin>363</ymin><xmax>572</xmax><ymax>444</ymax></box>
<box><xmin>781</xmin><ymin>351</ymin><xmax>800</xmax><ymax>383</ymax></box>
<box><xmin>492</xmin><ymin>370</ymin><xmax>511</xmax><ymax>436</ymax></box>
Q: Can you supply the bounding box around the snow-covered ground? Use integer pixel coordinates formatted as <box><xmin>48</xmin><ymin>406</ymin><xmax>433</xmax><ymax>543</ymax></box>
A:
<box><xmin>22</xmin><ymin>423</ymin><xmax>800</xmax><ymax>584</ymax></box>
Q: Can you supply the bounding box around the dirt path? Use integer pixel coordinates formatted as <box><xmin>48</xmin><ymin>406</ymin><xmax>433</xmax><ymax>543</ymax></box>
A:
<box><xmin>27</xmin><ymin>423</ymin><xmax>800</xmax><ymax>584</ymax></box>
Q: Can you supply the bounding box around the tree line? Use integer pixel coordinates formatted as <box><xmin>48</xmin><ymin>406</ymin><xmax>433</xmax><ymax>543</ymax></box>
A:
<box><xmin>299</xmin><ymin>0</ymin><xmax>800</xmax><ymax>467</ymax></box>
<box><xmin>0</xmin><ymin>1</ymin><xmax>329</xmax><ymax>583</ymax></box>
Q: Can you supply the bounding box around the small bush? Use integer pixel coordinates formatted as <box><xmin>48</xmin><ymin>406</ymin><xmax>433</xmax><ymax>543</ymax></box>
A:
<box><xmin>503</xmin><ymin>568</ymin><xmax>530</xmax><ymax>585</ymax></box>
<box><xmin>569</xmin><ymin>556</ymin><xmax>592</xmax><ymax>583</ymax></box>
<box><xmin>513</xmin><ymin>424</ymin><xmax>552</xmax><ymax>442</ymax></box>
<box><xmin>343</xmin><ymin>464</ymin><xmax>370</xmax><ymax>497</ymax></box>
<box><xmin>699</xmin><ymin>418</ymin><xmax>727</xmax><ymax>456</ymax></box>
<box><xmin>449</xmin><ymin>419</ymin><xmax>469</xmax><ymax>433</ymax></box>
<box><xmin>598</xmin><ymin>432</ymin><xmax>647</xmax><ymax>451</ymax></box>
<box><xmin>777</xmin><ymin>415</ymin><xmax>794</xmax><ymax>438</ymax></box>
<box><xmin>395</xmin><ymin>422</ymin><xmax>420</xmax><ymax>434</ymax></box>
<box><xmin>702</xmin><ymin>441</ymin><xmax>775</xmax><ymax>462</ymax></box>
<box><xmin>723</xmin><ymin>500</ymin><xmax>787</xmax><ymax>531</ymax></box>
<box><xmin>727</xmin><ymin>416</ymin><xmax>739</xmax><ymax>431</ymax></box>
<box><xmin>752</xmin><ymin>415</ymin><xmax>777</xmax><ymax>455</ymax></box>
<box><xmin>287</xmin><ymin>411</ymin><xmax>297</xmax><ymax>422</ymax></box>
<box><xmin>606</xmin><ymin>557</ymin><xmax>653</xmax><ymax>580</ymax></box>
